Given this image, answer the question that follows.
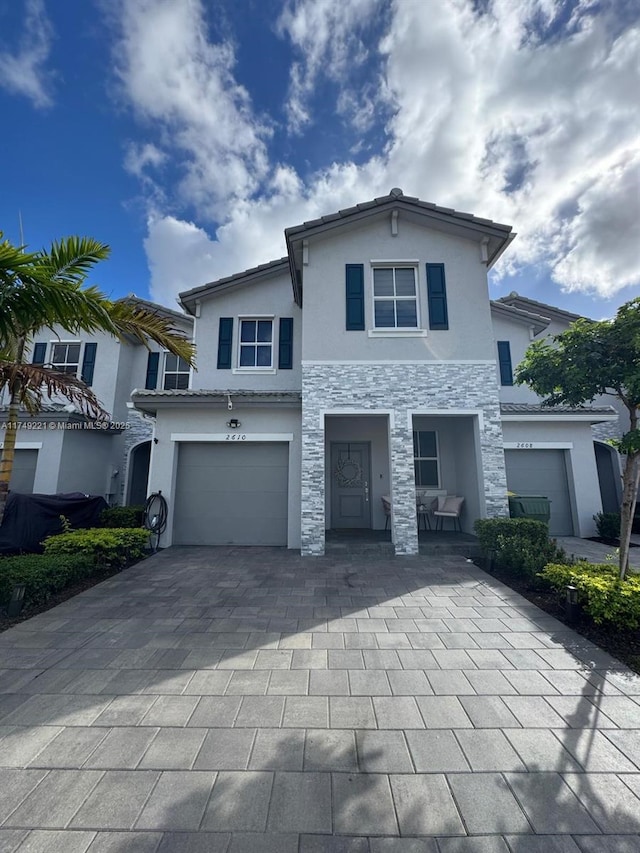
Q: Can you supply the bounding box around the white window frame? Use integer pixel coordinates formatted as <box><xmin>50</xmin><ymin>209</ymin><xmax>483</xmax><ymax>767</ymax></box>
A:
<box><xmin>234</xmin><ymin>316</ymin><xmax>276</xmax><ymax>374</ymax></box>
<box><xmin>49</xmin><ymin>340</ymin><xmax>82</xmax><ymax>375</ymax></box>
<box><xmin>368</xmin><ymin>261</ymin><xmax>427</xmax><ymax>337</ymax></box>
<box><xmin>413</xmin><ymin>429</ymin><xmax>440</xmax><ymax>488</ymax></box>
<box><xmin>163</xmin><ymin>352</ymin><xmax>191</xmax><ymax>390</ymax></box>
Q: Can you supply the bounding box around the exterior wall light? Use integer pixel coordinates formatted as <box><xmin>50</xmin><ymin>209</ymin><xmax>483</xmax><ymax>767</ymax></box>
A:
<box><xmin>227</xmin><ymin>419</ymin><xmax>242</xmax><ymax>429</ymax></box>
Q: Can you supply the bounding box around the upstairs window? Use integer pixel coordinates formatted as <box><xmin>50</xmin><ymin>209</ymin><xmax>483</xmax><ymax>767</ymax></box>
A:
<box><xmin>238</xmin><ymin>318</ymin><xmax>273</xmax><ymax>368</ymax></box>
<box><xmin>51</xmin><ymin>342</ymin><xmax>81</xmax><ymax>375</ymax></box>
<box><xmin>413</xmin><ymin>430</ymin><xmax>439</xmax><ymax>488</ymax></box>
<box><xmin>163</xmin><ymin>354</ymin><xmax>190</xmax><ymax>390</ymax></box>
<box><xmin>373</xmin><ymin>267</ymin><xmax>418</xmax><ymax>329</ymax></box>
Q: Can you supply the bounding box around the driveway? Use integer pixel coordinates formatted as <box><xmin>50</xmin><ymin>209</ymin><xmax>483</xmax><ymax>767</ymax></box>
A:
<box><xmin>0</xmin><ymin>547</ymin><xmax>639</xmax><ymax>852</ymax></box>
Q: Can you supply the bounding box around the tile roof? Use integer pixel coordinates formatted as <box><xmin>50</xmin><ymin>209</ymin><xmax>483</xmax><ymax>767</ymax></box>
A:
<box><xmin>500</xmin><ymin>402</ymin><xmax>616</xmax><ymax>415</ymax></box>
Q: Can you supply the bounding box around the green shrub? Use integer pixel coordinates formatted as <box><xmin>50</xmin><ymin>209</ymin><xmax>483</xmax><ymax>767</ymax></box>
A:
<box><xmin>100</xmin><ymin>505</ymin><xmax>145</xmax><ymax>528</ymax></box>
<box><xmin>43</xmin><ymin>527</ymin><xmax>149</xmax><ymax>569</ymax></box>
<box><xmin>474</xmin><ymin>517</ymin><xmax>565</xmax><ymax>582</ymax></box>
<box><xmin>0</xmin><ymin>554</ymin><xmax>96</xmax><ymax>610</ymax></box>
<box><xmin>541</xmin><ymin>561</ymin><xmax>640</xmax><ymax>629</ymax></box>
<box><xmin>593</xmin><ymin>512</ymin><xmax>621</xmax><ymax>542</ymax></box>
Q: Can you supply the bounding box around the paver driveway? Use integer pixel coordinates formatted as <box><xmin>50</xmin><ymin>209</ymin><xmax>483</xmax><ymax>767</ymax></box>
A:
<box><xmin>0</xmin><ymin>546</ymin><xmax>639</xmax><ymax>853</ymax></box>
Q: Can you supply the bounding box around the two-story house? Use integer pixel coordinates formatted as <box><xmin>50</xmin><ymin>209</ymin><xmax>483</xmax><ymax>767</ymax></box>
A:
<box><xmin>132</xmin><ymin>189</ymin><xmax>616</xmax><ymax>555</ymax></box>
<box><xmin>1</xmin><ymin>297</ymin><xmax>194</xmax><ymax>507</ymax></box>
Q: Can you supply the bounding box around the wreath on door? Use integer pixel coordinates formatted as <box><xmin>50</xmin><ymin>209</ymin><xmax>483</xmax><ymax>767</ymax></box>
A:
<box><xmin>334</xmin><ymin>455</ymin><xmax>363</xmax><ymax>488</ymax></box>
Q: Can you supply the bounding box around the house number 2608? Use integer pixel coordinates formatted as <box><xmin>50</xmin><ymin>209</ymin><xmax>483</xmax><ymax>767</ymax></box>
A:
<box><xmin>226</xmin><ymin>434</ymin><xmax>247</xmax><ymax>441</ymax></box>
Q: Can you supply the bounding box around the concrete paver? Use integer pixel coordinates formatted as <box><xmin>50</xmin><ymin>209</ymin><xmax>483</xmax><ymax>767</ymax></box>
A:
<box><xmin>1</xmin><ymin>545</ymin><xmax>639</xmax><ymax>848</ymax></box>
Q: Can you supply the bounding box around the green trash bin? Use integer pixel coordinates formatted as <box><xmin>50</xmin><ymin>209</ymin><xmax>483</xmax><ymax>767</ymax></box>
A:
<box><xmin>508</xmin><ymin>495</ymin><xmax>551</xmax><ymax>524</ymax></box>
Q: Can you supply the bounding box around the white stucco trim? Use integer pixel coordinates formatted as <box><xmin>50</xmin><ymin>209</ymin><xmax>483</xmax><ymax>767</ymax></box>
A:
<box><xmin>232</xmin><ymin>368</ymin><xmax>277</xmax><ymax>375</ymax></box>
<box><xmin>367</xmin><ymin>330</ymin><xmax>428</xmax><ymax>338</ymax></box>
<box><xmin>504</xmin><ymin>441</ymin><xmax>574</xmax><ymax>449</ymax></box>
<box><xmin>0</xmin><ymin>442</ymin><xmax>43</xmax><ymax>450</ymax></box>
<box><xmin>407</xmin><ymin>408</ymin><xmax>485</xmax><ymax>431</ymax></box>
<box><xmin>369</xmin><ymin>259</ymin><xmax>421</xmax><ymax>264</ymax></box>
<box><xmin>501</xmin><ymin>414</ymin><xmax>618</xmax><ymax>422</ymax></box>
<box><xmin>170</xmin><ymin>433</ymin><xmax>294</xmax><ymax>442</ymax></box>
<box><xmin>320</xmin><ymin>409</ymin><xmax>395</xmax><ymax>430</ymax></box>
<box><xmin>303</xmin><ymin>359</ymin><xmax>496</xmax><ymax>366</ymax></box>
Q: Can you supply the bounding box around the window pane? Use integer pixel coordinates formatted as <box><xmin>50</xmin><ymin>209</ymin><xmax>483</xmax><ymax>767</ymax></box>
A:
<box><xmin>413</xmin><ymin>431</ymin><xmax>419</xmax><ymax>456</ymax></box>
<box><xmin>257</xmin><ymin>320</ymin><xmax>272</xmax><ymax>342</ymax></box>
<box><xmin>240</xmin><ymin>320</ymin><xmax>256</xmax><ymax>342</ymax></box>
<box><xmin>163</xmin><ymin>374</ymin><xmax>177</xmax><ymax>390</ymax></box>
<box><xmin>395</xmin><ymin>268</ymin><xmax>416</xmax><ymax>296</ymax></box>
<box><xmin>52</xmin><ymin>343</ymin><xmax>66</xmax><ymax>362</ymax></box>
<box><xmin>67</xmin><ymin>344</ymin><xmax>81</xmax><ymax>362</ymax></box>
<box><xmin>373</xmin><ymin>268</ymin><xmax>394</xmax><ymax>296</ymax></box>
<box><xmin>177</xmin><ymin>357</ymin><xmax>190</xmax><ymax>372</ymax></box>
<box><xmin>176</xmin><ymin>373</ymin><xmax>189</xmax><ymax>390</ymax></box>
<box><xmin>396</xmin><ymin>300</ymin><xmax>417</xmax><ymax>327</ymax></box>
<box><xmin>165</xmin><ymin>354</ymin><xmax>177</xmax><ymax>372</ymax></box>
<box><xmin>418</xmin><ymin>460</ymin><xmax>438</xmax><ymax>487</ymax></box>
<box><xmin>419</xmin><ymin>431</ymin><xmax>437</xmax><ymax>458</ymax></box>
<box><xmin>374</xmin><ymin>301</ymin><xmax>395</xmax><ymax>327</ymax></box>
<box><xmin>256</xmin><ymin>345</ymin><xmax>271</xmax><ymax>367</ymax></box>
<box><xmin>239</xmin><ymin>346</ymin><xmax>255</xmax><ymax>366</ymax></box>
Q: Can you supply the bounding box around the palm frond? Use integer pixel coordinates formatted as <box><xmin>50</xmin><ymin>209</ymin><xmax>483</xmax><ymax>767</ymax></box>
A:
<box><xmin>34</xmin><ymin>237</ymin><xmax>111</xmax><ymax>286</ymax></box>
<box><xmin>108</xmin><ymin>301</ymin><xmax>196</xmax><ymax>365</ymax></box>
<box><xmin>0</xmin><ymin>361</ymin><xmax>108</xmax><ymax>419</ymax></box>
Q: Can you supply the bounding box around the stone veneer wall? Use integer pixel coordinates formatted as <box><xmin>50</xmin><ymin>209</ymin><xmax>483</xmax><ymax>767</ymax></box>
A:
<box><xmin>119</xmin><ymin>410</ymin><xmax>154</xmax><ymax>503</ymax></box>
<box><xmin>301</xmin><ymin>362</ymin><xmax>508</xmax><ymax>556</ymax></box>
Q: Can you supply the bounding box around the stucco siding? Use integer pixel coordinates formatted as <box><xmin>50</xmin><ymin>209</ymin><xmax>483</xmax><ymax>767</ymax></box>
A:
<box><xmin>302</xmin><ymin>217</ymin><xmax>495</xmax><ymax>362</ymax></box>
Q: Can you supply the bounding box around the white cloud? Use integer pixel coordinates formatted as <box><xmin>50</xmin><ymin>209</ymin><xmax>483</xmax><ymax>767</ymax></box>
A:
<box><xmin>114</xmin><ymin>0</ymin><xmax>639</xmax><ymax>306</ymax></box>
<box><xmin>0</xmin><ymin>0</ymin><xmax>54</xmax><ymax>108</ymax></box>
<box><xmin>112</xmin><ymin>0</ymin><xmax>271</xmax><ymax>219</ymax></box>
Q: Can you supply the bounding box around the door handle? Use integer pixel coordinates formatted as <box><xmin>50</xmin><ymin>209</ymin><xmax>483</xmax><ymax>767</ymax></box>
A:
<box><xmin>364</xmin><ymin>481</ymin><xmax>369</xmax><ymax>502</ymax></box>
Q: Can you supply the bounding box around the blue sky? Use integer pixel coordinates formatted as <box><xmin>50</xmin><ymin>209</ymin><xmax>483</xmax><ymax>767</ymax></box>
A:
<box><xmin>1</xmin><ymin>0</ymin><xmax>638</xmax><ymax>319</ymax></box>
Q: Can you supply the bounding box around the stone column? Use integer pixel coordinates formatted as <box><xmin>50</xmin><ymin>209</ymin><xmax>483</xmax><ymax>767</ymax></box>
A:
<box><xmin>389</xmin><ymin>420</ymin><xmax>419</xmax><ymax>555</ymax></box>
<box><xmin>479</xmin><ymin>405</ymin><xmax>509</xmax><ymax>517</ymax></box>
<box><xmin>300</xmin><ymin>424</ymin><xmax>325</xmax><ymax>555</ymax></box>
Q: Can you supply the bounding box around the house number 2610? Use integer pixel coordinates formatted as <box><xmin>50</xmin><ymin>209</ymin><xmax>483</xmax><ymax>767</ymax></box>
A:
<box><xmin>226</xmin><ymin>434</ymin><xmax>247</xmax><ymax>441</ymax></box>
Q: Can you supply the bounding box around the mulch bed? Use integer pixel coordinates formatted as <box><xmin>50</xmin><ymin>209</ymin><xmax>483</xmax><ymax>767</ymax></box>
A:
<box><xmin>587</xmin><ymin>536</ymin><xmax>639</xmax><ymax>548</ymax></box>
<box><xmin>480</xmin><ymin>561</ymin><xmax>640</xmax><ymax>676</ymax></box>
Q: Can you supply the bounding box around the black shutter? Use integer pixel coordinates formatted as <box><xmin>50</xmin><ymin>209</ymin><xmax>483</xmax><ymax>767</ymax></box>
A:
<box><xmin>217</xmin><ymin>318</ymin><xmax>234</xmax><ymax>369</ymax></box>
<box><xmin>32</xmin><ymin>342</ymin><xmax>47</xmax><ymax>364</ymax></box>
<box><xmin>497</xmin><ymin>341</ymin><xmax>514</xmax><ymax>386</ymax></box>
<box><xmin>145</xmin><ymin>352</ymin><xmax>160</xmax><ymax>390</ymax></box>
<box><xmin>80</xmin><ymin>342</ymin><xmax>97</xmax><ymax>385</ymax></box>
<box><xmin>345</xmin><ymin>264</ymin><xmax>365</xmax><ymax>330</ymax></box>
<box><xmin>426</xmin><ymin>263</ymin><xmax>449</xmax><ymax>330</ymax></box>
<box><xmin>278</xmin><ymin>318</ymin><xmax>293</xmax><ymax>369</ymax></box>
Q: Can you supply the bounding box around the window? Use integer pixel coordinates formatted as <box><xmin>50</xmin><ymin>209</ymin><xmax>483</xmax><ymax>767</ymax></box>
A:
<box><xmin>373</xmin><ymin>267</ymin><xmax>418</xmax><ymax>329</ymax></box>
<box><xmin>51</xmin><ymin>342</ymin><xmax>81</xmax><ymax>375</ymax></box>
<box><xmin>413</xmin><ymin>430</ymin><xmax>439</xmax><ymax>488</ymax></box>
<box><xmin>238</xmin><ymin>319</ymin><xmax>273</xmax><ymax>368</ymax></box>
<box><xmin>163</xmin><ymin>354</ymin><xmax>190</xmax><ymax>390</ymax></box>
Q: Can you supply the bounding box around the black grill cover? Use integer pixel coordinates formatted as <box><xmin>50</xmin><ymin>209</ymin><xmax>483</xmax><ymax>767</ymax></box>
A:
<box><xmin>0</xmin><ymin>493</ymin><xmax>109</xmax><ymax>554</ymax></box>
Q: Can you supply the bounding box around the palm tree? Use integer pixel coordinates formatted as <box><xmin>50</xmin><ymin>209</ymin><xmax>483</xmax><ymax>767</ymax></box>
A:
<box><xmin>0</xmin><ymin>232</ymin><xmax>195</xmax><ymax>523</ymax></box>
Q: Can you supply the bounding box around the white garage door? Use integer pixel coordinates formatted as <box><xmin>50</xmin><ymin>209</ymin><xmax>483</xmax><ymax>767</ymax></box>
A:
<box><xmin>173</xmin><ymin>442</ymin><xmax>289</xmax><ymax>546</ymax></box>
<box><xmin>9</xmin><ymin>449</ymin><xmax>38</xmax><ymax>494</ymax></box>
<box><xmin>504</xmin><ymin>449</ymin><xmax>574</xmax><ymax>535</ymax></box>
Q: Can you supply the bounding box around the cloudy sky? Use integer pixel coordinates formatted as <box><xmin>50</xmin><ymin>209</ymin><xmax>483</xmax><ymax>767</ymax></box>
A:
<box><xmin>1</xmin><ymin>0</ymin><xmax>638</xmax><ymax>318</ymax></box>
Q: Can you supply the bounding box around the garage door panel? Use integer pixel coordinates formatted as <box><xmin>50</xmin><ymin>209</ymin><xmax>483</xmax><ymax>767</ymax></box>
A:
<box><xmin>504</xmin><ymin>449</ymin><xmax>573</xmax><ymax>536</ymax></box>
<box><xmin>9</xmin><ymin>450</ymin><xmax>38</xmax><ymax>494</ymax></box>
<box><xmin>173</xmin><ymin>442</ymin><xmax>288</xmax><ymax>546</ymax></box>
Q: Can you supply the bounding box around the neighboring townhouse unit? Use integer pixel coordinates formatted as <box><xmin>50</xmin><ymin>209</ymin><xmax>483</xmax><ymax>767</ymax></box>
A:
<box><xmin>495</xmin><ymin>293</ymin><xmax>623</xmax><ymax>516</ymax></box>
<box><xmin>1</xmin><ymin>298</ymin><xmax>194</xmax><ymax>506</ymax></box>
<box><xmin>132</xmin><ymin>188</ymin><xmax>617</xmax><ymax>556</ymax></box>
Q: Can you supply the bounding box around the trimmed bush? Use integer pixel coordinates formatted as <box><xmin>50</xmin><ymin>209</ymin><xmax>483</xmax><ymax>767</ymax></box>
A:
<box><xmin>0</xmin><ymin>554</ymin><xmax>97</xmax><ymax>610</ymax></box>
<box><xmin>474</xmin><ymin>517</ymin><xmax>565</xmax><ymax>582</ymax></box>
<box><xmin>541</xmin><ymin>561</ymin><xmax>640</xmax><ymax>629</ymax></box>
<box><xmin>43</xmin><ymin>527</ymin><xmax>149</xmax><ymax>569</ymax></box>
<box><xmin>100</xmin><ymin>505</ymin><xmax>145</xmax><ymax>528</ymax></box>
<box><xmin>593</xmin><ymin>512</ymin><xmax>621</xmax><ymax>542</ymax></box>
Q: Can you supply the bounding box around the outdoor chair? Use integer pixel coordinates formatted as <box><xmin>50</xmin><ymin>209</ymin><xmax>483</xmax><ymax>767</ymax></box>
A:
<box><xmin>433</xmin><ymin>495</ymin><xmax>464</xmax><ymax>531</ymax></box>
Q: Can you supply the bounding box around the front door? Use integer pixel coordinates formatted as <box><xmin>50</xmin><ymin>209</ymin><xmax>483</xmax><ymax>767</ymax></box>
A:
<box><xmin>330</xmin><ymin>442</ymin><xmax>371</xmax><ymax>528</ymax></box>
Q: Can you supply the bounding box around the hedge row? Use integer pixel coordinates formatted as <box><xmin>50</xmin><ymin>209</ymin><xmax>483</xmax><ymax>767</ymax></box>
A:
<box><xmin>99</xmin><ymin>505</ymin><xmax>145</xmax><ymax>528</ymax></box>
<box><xmin>1</xmin><ymin>527</ymin><xmax>150</xmax><ymax>611</ymax></box>
<box><xmin>541</xmin><ymin>561</ymin><xmax>640</xmax><ymax>629</ymax></box>
<box><xmin>473</xmin><ymin>517</ymin><xmax>565</xmax><ymax>582</ymax></box>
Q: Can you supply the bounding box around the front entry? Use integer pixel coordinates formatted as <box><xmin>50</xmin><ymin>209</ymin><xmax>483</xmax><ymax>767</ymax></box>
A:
<box><xmin>330</xmin><ymin>442</ymin><xmax>371</xmax><ymax>529</ymax></box>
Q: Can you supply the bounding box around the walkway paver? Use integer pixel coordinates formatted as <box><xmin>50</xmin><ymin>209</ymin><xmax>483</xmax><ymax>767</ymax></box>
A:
<box><xmin>1</xmin><ymin>545</ymin><xmax>639</xmax><ymax>850</ymax></box>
